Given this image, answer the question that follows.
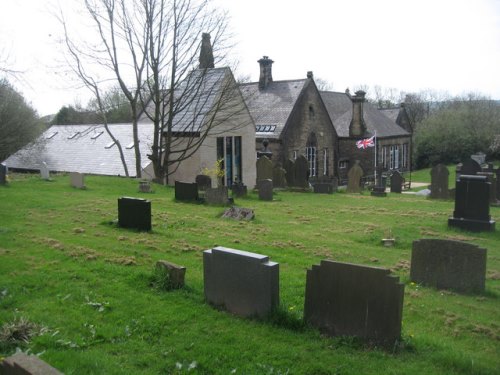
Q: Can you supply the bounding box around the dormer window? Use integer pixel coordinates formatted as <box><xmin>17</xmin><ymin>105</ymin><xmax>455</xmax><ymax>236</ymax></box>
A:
<box><xmin>91</xmin><ymin>131</ymin><xmax>104</xmax><ymax>140</ymax></box>
<box><xmin>67</xmin><ymin>132</ymin><xmax>80</xmax><ymax>139</ymax></box>
<box><xmin>46</xmin><ymin>131</ymin><xmax>58</xmax><ymax>139</ymax></box>
<box><xmin>105</xmin><ymin>141</ymin><xmax>116</xmax><ymax>149</ymax></box>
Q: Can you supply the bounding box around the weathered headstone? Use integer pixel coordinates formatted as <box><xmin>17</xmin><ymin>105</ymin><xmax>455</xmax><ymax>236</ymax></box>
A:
<box><xmin>221</xmin><ymin>207</ymin><xmax>255</xmax><ymax>221</ymax></box>
<box><xmin>448</xmin><ymin>175</ymin><xmax>495</xmax><ymax>231</ymax></box>
<box><xmin>294</xmin><ymin>155</ymin><xmax>309</xmax><ymax>188</ymax></box>
<box><xmin>390</xmin><ymin>171</ymin><xmax>404</xmax><ymax>193</ymax></box>
<box><xmin>346</xmin><ymin>160</ymin><xmax>363</xmax><ymax>193</ymax></box>
<box><xmin>195</xmin><ymin>174</ymin><xmax>212</xmax><ymax>191</ymax></box>
<box><xmin>471</xmin><ymin>152</ymin><xmax>486</xmax><ymax>166</ymax></box>
<box><xmin>430</xmin><ymin>164</ymin><xmax>449</xmax><ymax>199</ymax></box>
<box><xmin>256</xmin><ymin>155</ymin><xmax>273</xmax><ymax>183</ymax></box>
<box><xmin>257</xmin><ymin>179</ymin><xmax>273</xmax><ymax>201</ymax></box>
<box><xmin>155</xmin><ymin>260</ymin><xmax>186</xmax><ymax>289</ymax></box>
<box><xmin>304</xmin><ymin>260</ymin><xmax>404</xmax><ymax>345</ymax></box>
<box><xmin>283</xmin><ymin>159</ymin><xmax>295</xmax><ymax>187</ymax></box>
<box><xmin>138</xmin><ymin>180</ymin><xmax>151</xmax><ymax>193</ymax></box>
<box><xmin>411</xmin><ymin>239</ymin><xmax>487</xmax><ymax>294</ymax></box>
<box><xmin>40</xmin><ymin>161</ymin><xmax>50</xmax><ymax>180</ymax></box>
<box><xmin>0</xmin><ymin>352</ymin><xmax>63</xmax><ymax>375</ymax></box>
<box><xmin>174</xmin><ymin>181</ymin><xmax>199</xmax><ymax>201</ymax></box>
<box><xmin>203</xmin><ymin>246</ymin><xmax>279</xmax><ymax>318</ymax></box>
<box><xmin>371</xmin><ymin>168</ymin><xmax>387</xmax><ymax>197</ymax></box>
<box><xmin>273</xmin><ymin>163</ymin><xmax>287</xmax><ymax>188</ymax></box>
<box><xmin>0</xmin><ymin>163</ymin><xmax>7</xmax><ymax>185</ymax></box>
<box><xmin>313</xmin><ymin>182</ymin><xmax>334</xmax><ymax>194</ymax></box>
<box><xmin>477</xmin><ymin>172</ymin><xmax>498</xmax><ymax>204</ymax></box>
<box><xmin>205</xmin><ymin>187</ymin><xmax>230</xmax><ymax>205</ymax></box>
<box><xmin>70</xmin><ymin>172</ymin><xmax>85</xmax><ymax>189</ymax></box>
<box><xmin>231</xmin><ymin>181</ymin><xmax>247</xmax><ymax>198</ymax></box>
<box><xmin>118</xmin><ymin>197</ymin><xmax>152</xmax><ymax>231</ymax></box>
<box><xmin>460</xmin><ymin>159</ymin><xmax>481</xmax><ymax>175</ymax></box>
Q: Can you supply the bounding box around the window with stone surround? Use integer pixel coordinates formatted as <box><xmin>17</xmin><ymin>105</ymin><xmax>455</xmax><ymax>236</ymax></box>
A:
<box><xmin>306</xmin><ymin>133</ymin><xmax>318</xmax><ymax>177</ymax></box>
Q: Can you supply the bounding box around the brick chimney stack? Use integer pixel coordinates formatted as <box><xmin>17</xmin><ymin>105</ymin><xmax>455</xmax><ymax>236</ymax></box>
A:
<box><xmin>258</xmin><ymin>56</ymin><xmax>274</xmax><ymax>89</ymax></box>
<box><xmin>349</xmin><ymin>90</ymin><xmax>367</xmax><ymax>137</ymax></box>
<box><xmin>199</xmin><ymin>33</ymin><xmax>214</xmax><ymax>69</ymax></box>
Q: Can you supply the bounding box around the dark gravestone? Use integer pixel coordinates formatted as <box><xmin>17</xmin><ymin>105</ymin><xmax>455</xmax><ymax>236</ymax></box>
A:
<box><xmin>155</xmin><ymin>260</ymin><xmax>186</xmax><ymax>289</ymax></box>
<box><xmin>231</xmin><ymin>181</ymin><xmax>248</xmax><ymax>198</ymax></box>
<box><xmin>477</xmin><ymin>172</ymin><xmax>498</xmax><ymax>204</ymax></box>
<box><xmin>304</xmin><ymin>260</ymin><xmax>404</xmax><ymax>345</ymax></box>
<box><xmin>430</xmin><ymin>164</ymin><xmax>449</xmax><ymax>199</ymax></box>
<box><xmin>0</xmin><ymin>352</ymin><xmax>63</xmax><ymax>375</ymax></box>
<box><xmin>283</xmin><ymin>159</ymin><xmax>295</xmax><ymax>187</ymax></box>
<box><xmin>118</xmin><ymin>197</ymin><xmax>152</xmax><ymax>231</ymax></box>
<box><xmin>203</xmin><ymin>246</ymin><xmax>279</xmax><ymax>318</ymax></box>
<box><xmin>256</xmin><ymin>155</ymin><xmax>273</xmax><ymax>183</ymax></box>
<box><xmin>411</xmin><ymin>239</ymin><xmax>487</xmax><ymax>294</ymax></box>
<box><xmin>313</xmin><ymin>183</ymin><xmax>333</xmax><ymax>194</ymax></box>
<box><xmin>0</xmin><ymin>163</ymin><xmax>7</xmax><ymax>185</ymax></box>
<box><xmin>471</xmin><ymin>152</ymin><xmax>486</xmax><ymax>166</ymax></box>
<box><xmin>175</xmin><ymin>181</ymin><xmax>199</xmax><ymax>201</ymax></box>
<box><xmin>273</xmin><ymin>163</ymin><xmax>287</xmax><ymax>188</ymax></box>
<box><xmin>496</xmin><ymin>168</ymin><xmax>500</xmax><ymax>200</ymax></box>
<box><xmin>460</xmin><ymin>159</ymin><xmax>481</xmax><ymax>175</ymax></box>
<box><xmin>448</xmin><ymin>175</ymin><xmax>495</xmax><ymax>231</ymax></box>
<box><xmin>390</xmin><ymin>171</ymin><xmax>404</xmax><ymax>193</ymax></box>
<box><xmin>371</xmin><ymin>168</ymin><xmax>387</xmax><ymax>197</ymax></box>
<box><xmin>257</xmin><ymin>179</ymin><xmax>273</xmax><ymax>201</ymax></box>
<box><xmin>294</xmin><ymin>155</ymin><xmax>309</xmax><ymax>188</ymax></box>
<box><xmin>346</xmin><ymin>160</ymin><xmax>363</xmax><ymax>193</ymax></box>
<box><xmin>196</xmin><ymin>174</ymin><xmax>212</xmax><ymax>191</ymax></box>
<box><xmin>205</xmin><ymin>187</ymin><xmax>230</xmax><ymax>205</ymax></box>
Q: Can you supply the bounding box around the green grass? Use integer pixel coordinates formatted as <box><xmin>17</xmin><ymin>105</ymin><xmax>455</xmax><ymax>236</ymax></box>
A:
<box><xmin>0</xmin><ymin>173</ymin><xmax>499</xmax><ymax>374</ymax></box>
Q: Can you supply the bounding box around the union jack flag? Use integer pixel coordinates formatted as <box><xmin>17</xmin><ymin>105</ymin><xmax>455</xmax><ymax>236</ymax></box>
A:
<box><xmin>356</xmin><ymin>136</ymin><xmax>375</xmax><ymax>149</ymax></box>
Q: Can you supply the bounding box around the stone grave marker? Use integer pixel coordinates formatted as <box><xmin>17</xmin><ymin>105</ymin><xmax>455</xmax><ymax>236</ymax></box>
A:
<box><xmin>448</xmin><ymin>175</ymin><xmax>495</xmax><ymax>231</ymax></box>
<box><xmin>273</xmin><ymin>163</ymin><xmax>287</xmax><ymax>188</ymax></box>
<box><xmin>477</xmin><ymin>172</ymin><xmax>498</xmax><ymax>204</ymax></box>
<box><xmin>294</xmin><ymin>155</ymin><xmax>309</xmax><ymax>188</ymax></box>
<box><xmin>371</xmin><ymin>168</ymin><xmax>387</xmax><ymax>197</ymax></box>
<box><xmin>221</xmin><ymin>207</ymin><xmax>255</xmax><ymax>221</ymax></box>
<box><xmin>118</xmin><ymin>197</ymin><xmax>152</xmax><ymax>231</ymax></box>
<box><xmin>40</xmin><ymin>161</ymin><xmax>50</xmax><ymax>180</ymax></box>
<box><xmin>203</xmin><ymin>246</ymin><xmax>279</xmax><ymax>318</ymax></box>
<box><xmin>304</xmin><ymin>260</ymin><xmax>404</xmax><ymax>345</ymax></box>
<box><xmin>205</xmin><ymin>187</ymin><xmax>230</xmax><ymax>205</ymax></box>
<box><xmin>0</xmin><ymin>163</ymin><xmax>7</xmax><ymax>185</ymax></box>
<box><xmin>346</xmin><ymin>160</ymin><xmax>363</xmax><ymax>193</ymax></box>
<box><xmin>430</xmin><ymin>164</ymin><xmax>449</xmax><ymax>199</ymax></box>
<box><xmin>257</xmin><ymin>179</ymin><xmax>273</xmax><ymax>201</ymax></box>
<box><xmin>411</xmin><ymin>239</ymin><xmax>486</xmax><ymax>294</ymax></box>
<box><xmin>70</xmin><ymin>172</ymin><xmax>86</xmax><ymax>189</ymax></box>
<box><xmin>0</xmin><ymin>352</ymin><xmax>63</xmax><ymax>375</ymax></box>
<box><xmin>471</xmin><ymin>152</ymin><xmax>486</xmax><ymax>166</ymax></box>
<box><xmin>155</xmin><ymin>260</ymin><xmax>186</xmax><ymax>289</ymax></box>
<box><xmin>138</xmin><ymin>180</ymin><xmax>151</xmax><ymax>193</ymax></box>
<box><xmin>231</xmin><ymin>181</ymin><xmax>248</xmax><ymax>198</ymax></box>
<box><xmin>496</xmin><ymin>168</ymin><xmax>500</xmax><ymax>200</ymax></box>
<box><xmin>460</xmin><ymin>158</ymin><xmax>481</xmax><ymax>175</ymax></box>
<box><xmin>313</xmin><ymin>182</ymin><xmax>334</xmax><ymax>194</ymax></box>
<box><xmin>256</xmin><ymin>155</ymin><xmax>273</xmax><ymax>183</ymax></box>
<box><xmin>390</xmin><ymin>171</ymin><xmax>404</xmax><ymax>193</ymax></box>
<box><xmin>174</xmin><ymin>181</ymin><xmax>199</xmax><ymax>201</ymax></box>
<box><xmin>283</xmin><ymin>159</ymin><xmax>295</xmax><ymax>187</ymax></box>
<box><xmin>196</xmin><ymin>174</ymin><xmax>212</xmax><ymax>191</ymax></box>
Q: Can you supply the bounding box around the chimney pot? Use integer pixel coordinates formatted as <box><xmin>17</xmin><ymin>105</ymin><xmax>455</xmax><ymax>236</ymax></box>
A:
<box><xmin>258</xmin><ymin>56</ymin><xmax>274</xmax><ymax>89</ymax></box>
<box><xmin>307</xmin><ymin>71</ymin><xmax>313</xmax><ymax>79</ymax></box>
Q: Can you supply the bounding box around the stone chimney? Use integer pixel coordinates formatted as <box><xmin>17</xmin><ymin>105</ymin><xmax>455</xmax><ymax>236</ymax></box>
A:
<box><xmin>307</xmin><ymin>71</ymin><xmax>313</xmax><ymax>79</ymax></box>
<box><xmin>199</xmin><ymin>33</ymin><xmax>214</xmax><ymax>69</ymax></box>
<box><xmin>349</xmin><ymin>90</ymin><xmax>367</xmax><ymax>137</ymax></box>
<box><xmin>258</xmin><ymin>56</ymin><xmax>274</xmax><ymax>89</ymax></box>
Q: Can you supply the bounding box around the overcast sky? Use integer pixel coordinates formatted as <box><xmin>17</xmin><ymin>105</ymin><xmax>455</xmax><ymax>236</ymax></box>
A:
<box><xmin>1</xmin><ymin>0</ymin><xmax>499</xmax><ymax>116</ymax></box>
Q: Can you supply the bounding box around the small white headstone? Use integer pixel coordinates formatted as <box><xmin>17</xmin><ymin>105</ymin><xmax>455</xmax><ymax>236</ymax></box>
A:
<box><xmin>40</xmin><ymin>162</ymin><xmax>50</xmax><ymax>180</ymax></box>
<box><xmin>70</xmin><ymin>172</ymin><xmax>85</xmax><ymax>189</ymax></box>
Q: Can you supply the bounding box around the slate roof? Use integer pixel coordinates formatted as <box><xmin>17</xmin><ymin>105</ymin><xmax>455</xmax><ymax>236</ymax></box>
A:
<box><xmin>320</xmin><ymin>91</ymin><xmax>410</xmax><ymax>138</ymax></box>
<box><xmin>239</xmin><ymin>79</ymin><xmax>308</xmax><ymax>139</ymax></box>
<box><xmin>3</xmin><ymin>124</ymin><xmax>154</xmax><ymax>177</ymax></box>
<box><xmin>378</xmin><ymin>108</ymin><xmax>400</xmax><ymax>123</ymax></box>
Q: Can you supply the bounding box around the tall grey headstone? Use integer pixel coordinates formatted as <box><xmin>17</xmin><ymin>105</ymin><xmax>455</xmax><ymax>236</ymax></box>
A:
<box><xmin>0</xmin><ymin>163</ymin><xmax>7</xmax><ymax>185</ymax></box>
<box><xmin>346</xmin><ymin>160</ymin><xmax>363</xmax><ymax>193</ymax></box>
<box><xmin>40</xmin><ymin>162</ymin><xmax>50</xmax><ymax>180</ymax></box>
<box><xmin>304</xmin><ymin>260</ymin><xmax>404</xmax><ymax>345</ymax></box>
<box><xmin>70</xmin><ymin>172</ymin><xmax>85</xmax><ymax>189</ymax></box>
<box><xmin>411</xmin><ymin>239</ymin><xmax>487</xmax><ymax>294</ymax></box>
<box><xmin>256</xmin><ymin>155</ymin><xmax>273</xmax><ymax>184</ymax></box>
<box><xmin>203</xmin><ymin>246</ymin><xmax>279</xmax><ymax>318</ymax></box>
<box><xmin>460</xmin><ymin>159</ymin><xmax>481</xmax><ymax>176</ymax></box>
<box><xmin>430</xmin><ymin>164</ymin><xmax>449</xmax><ymax>199</ymax></box>
<box><xmin>273</xmin><ymin>163</ymin><xmax>287</xmax><ymax>188</ymax></box>
<box><xmin>294</xmin><ymin>155</ymin><xmax>309</xmax><ymax>188</ymax></box>
<box><xmin>283</xmin><ymin>159</ymin><xmax>295</xmax><ymax>187</ymax></box>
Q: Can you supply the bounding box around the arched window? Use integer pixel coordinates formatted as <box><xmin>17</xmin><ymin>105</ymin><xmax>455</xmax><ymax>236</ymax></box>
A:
<box><xmin>306</xmin><ymin>133</ymin><xmax>318</xmax><ymax>177</ymax></box>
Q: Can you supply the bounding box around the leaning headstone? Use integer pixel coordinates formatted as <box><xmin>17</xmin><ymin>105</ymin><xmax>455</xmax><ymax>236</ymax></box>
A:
<box><xmin>40</xmin><ymin>162</ymin><xmax>50</xmax><ymax>180</ymax></box>
<box><xmin>477</xmin><ymin>172</ymin><xmax>498</xmax><ymax>204</ymax></box>
<box><xmin>196</xmin><ymin>174</ymin><xmax>212</xmax><ymax>191</ymax></box>
<box><xmin>294</xmin><ymin>155</ymin><xmax>309</xmax><ymax>188</ymax></box>
<box><xmin>460</xmin><ymin>159</ymin><xmax>481</xmax><ymax>176</ymax></box>
<box><xmin>273</xmin><ymin>163</ymin><xmax>287</xmax><ymax>188</ymax></box>
<box><xmin>256</xmin><ymin>155</ymin><xmax>273</xmax><ymax>183</ymax></box>
<box><xmin>221</xmin><ymin>207</ymin><xmax>255</xmax><ymax>221</ymax></box>
<box><xmin>283</xmin><ymin>159</ymin><xmax>295</xmax><ymax>187</ymax></box>
<box><xmin>411</xmin><ymin>239</ymin><xmax>487</xmax><ymax>294</ymax></box>
<box><xmin>205</xmin><ymin>187</ymin><xmax>230</xmax><ymax>205</ymax></box>
<box><xmin>118</xmin><ymin>197</ymin><xmax>152</xmax><ymax>231</ymax></box>
<box><xmin>0</xmin><ymin>352</ymin><xmax>63</xmax><ymax>375</ymax></box>
<box><xmin>430</xmin><ymin>164</ymin><xmax>449</xmax><ymax>199</ymax></box>
<box><xmin>231</xmin><ymin>181</ymin><xmax>248</xmax><ymax>198</ymax></box>
<box><xmin>448</xmin><ymin>175</ymin><xmax>495</xmax><ymax>231</ymax></box>
<box><xmin>257</xmin><ymin>179</ymin><xmax>273</xmax><ymax>201</ymax></box>
<box><xmin>390</xmin><ymin>171</ymin><xmax>404</xmax><ymax>193</ymax></box>
<box><xmin>203</xmin><ymin>246</ymin><xmax>279</xmax><ymax>318</ymax></box>
<box><xmin>155</xmin><ymin>260</ymin><xmax>186</xmax><ymax>289</ymax></box>
<box><xmin>0</xmin><ymin>163</ymin><xmax>7</xmax><ymax>185</ymax></box>
<box><xmin>471</xmin><ymin>152</ymin><xmax>486</xmax><ymax>166</ymax></box>
<box><xmin>70</xmin><ymin>172</ymin><xmax>86</xmax><ymax>189</ymax></box>
<box><xmin>304</xmin><ymin>260</ymin><xmax>404</xmax><ymax>345</ymax></box>
<box><xmin>346</xmin><ymin>160</ymin><xmax>363</xmax><ymax>193</ymax></box>
<box><xmin>175</xmin><ymin>181</ymin><xmax>199</xmax><ymax>201</ymax></box>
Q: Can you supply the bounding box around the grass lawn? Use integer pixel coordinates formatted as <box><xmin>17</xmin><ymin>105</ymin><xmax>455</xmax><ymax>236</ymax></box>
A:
<box><xmin>0</xmin><ymin>173</ymin><xmax>499</xmax><ymax>374</ymax></box>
